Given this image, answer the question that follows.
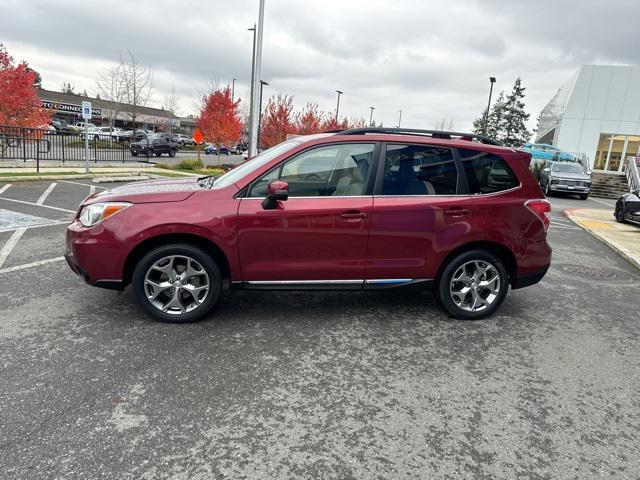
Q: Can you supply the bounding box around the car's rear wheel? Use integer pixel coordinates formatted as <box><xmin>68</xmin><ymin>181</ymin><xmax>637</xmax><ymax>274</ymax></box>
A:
<box><xmin>146</xmin><ymin>148</ymin><xmax>153</xmax><ymax>157</ymax></box>
<box><xmin>579</xmin><ymin>193</ymin><xmax>588</xmax><ymax>200</ymax></box>
<box><xmin>132</xmin><ymin>244</ymin><xmax>222</xmax><ymax>323</ymax></box>
<box><xmin>615</xmin><ymin>201</ymin><xmax>626</xmax><ymax>223</ymax></box>
<box><xmin>436</xmin><ymin>250</ymin><xmax>509</xmax><ymax>320</ymax></box>
<box><xmin>169</xmin><ymin>148</ymin><xmax>176</xmax><ymax>157</ymax></box>
<box><xmin>131</xmin><ymin>151</ymin><xmax>138</xmax><ymax>157</ymax></box>
<box><xmin>544</xmin><ymin>182</ymin><xmax>552</xmax><ymax>197</ymax></box>
<box><xmin>155</xmin><ymin>152</ymin><xmax>162</xmax><ymax>157</ymax></box>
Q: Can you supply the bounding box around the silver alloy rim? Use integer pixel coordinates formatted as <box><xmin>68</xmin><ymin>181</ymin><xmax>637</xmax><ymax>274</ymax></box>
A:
<box><xmin>449</xmin><ymin>260</ymin><xmax>501</xmax><ymax>313</ymax></box>
<box><xmin>143</xmin><ymin>255</ymin><xmax>210</xmax><ymax>315</ymax></box>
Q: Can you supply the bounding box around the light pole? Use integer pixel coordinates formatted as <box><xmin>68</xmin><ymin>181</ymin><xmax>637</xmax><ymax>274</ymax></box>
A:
<box><xmin>397</xmin><ymin>109</ymin><xmax>402</xmax><ymax>128</ymax></box>
<box><xmin>483</xmin><ymin>76</ymin><xmax>496</xmax><ymax>136</ymax></box>
<box><xmin>232</xmin><ymin>77</ymin><xmax>237</xmax><ymax>103</ymax></box>
<box><xmin>248</xmin><ymin>0</ymin><xmax>266</xmax><ymax>159</ymax></box>
<box><xmin>369</xmin><ymin>106</ymin><xmax>375</xmax><ymax>127</ymax></box>
<box><xmin>257</xmin><ymin>80</ymin><xmax>269</xmax><ymax>150</ymax></box>
<box><xmin>335</xmin><ymin>90</ymin><xmax>343</xmax><ymax>120</ymax></box>
<box><xmin>247</xmin><ymin>24</ymin><xmax>256</xmax><ymax>156</ymax></box>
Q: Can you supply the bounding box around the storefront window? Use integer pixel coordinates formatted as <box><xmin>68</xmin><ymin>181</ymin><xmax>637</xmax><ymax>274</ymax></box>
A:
<box><xmin>594</xmin><ymin>134</ymin><xmax>640</xmax><ymax>171</ymax></box>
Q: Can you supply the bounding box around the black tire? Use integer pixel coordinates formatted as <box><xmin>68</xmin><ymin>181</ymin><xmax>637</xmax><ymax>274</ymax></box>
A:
<box><xmin>155</xmin><ymin>152</ymin><xmax>162</xmax><ymax>157</ymax></box>
<box><xmin>169</xmin><ymin>148</ymin><xmax>176</xmax><ymax>157</ymax></box>
<box><xmin>614</xmin><ymin>201</ymin><xmax>626</xmax><ymax>223</ymax></box>
<box><xmin>579</xmin><ymin>193</ymin><xmax>588</xmax><ymax>200</ymax></box>
<box><xmin>132</xmin><ymin>243</ymin><xmax>222</xmax><ymax>323</ymax></box>
<box><xmin>544</xmin><ymin>182</ymin><xmax>552</xmax><ymax>197</ymax></box>
<box><xmin>146</xmin><ymin>148</ymin><xmax>154</xmax><ymax>157</ymax></box>
<box><xmin>131</xmin><ymin>151</ymin><xmax>138</xmax><ymax>157</ymax></box>
<box><xmin>436</xmin><ymin>250</ymin><xmax>509</xmax><ymax>320</ymax></box>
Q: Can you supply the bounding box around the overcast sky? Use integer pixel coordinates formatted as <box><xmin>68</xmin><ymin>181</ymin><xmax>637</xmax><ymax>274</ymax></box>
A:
<box><xmin>1</xmin><ymin>0</ymin><xmax>639</xmax><ymax>132</ymax></box>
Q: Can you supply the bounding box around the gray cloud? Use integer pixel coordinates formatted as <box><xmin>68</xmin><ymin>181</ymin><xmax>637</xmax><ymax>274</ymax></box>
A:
<box><xmin>1</xmin><ymin>0</ymin><xmax>637</xmax><ymax>130</ymax></box>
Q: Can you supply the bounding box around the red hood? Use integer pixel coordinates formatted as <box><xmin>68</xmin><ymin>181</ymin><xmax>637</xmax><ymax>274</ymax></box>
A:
<box><xmin>87</xmin><ymin>177</ymin><xmax>202</xmax><ymax>204</ymax></box>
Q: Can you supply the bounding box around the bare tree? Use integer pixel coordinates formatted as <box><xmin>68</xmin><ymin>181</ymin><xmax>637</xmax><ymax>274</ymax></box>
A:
<box><xmin>163</xmin><ymin>86</ymin><xmax>178</xmax><ymax>132</ymax></box>
<box><xmin>434</xmin><ymin>118</ymin><xmax>454</xmax><ymax>131</ymax></box>
<box><xmin>96</xmin><ymin>63</ymin><xmax>126</xmax><ymax>129</ymax></box>
<box><xmin>121</xmin><ymin>50</ymin><xmax>153</xmax><ymax>129</ymax></box>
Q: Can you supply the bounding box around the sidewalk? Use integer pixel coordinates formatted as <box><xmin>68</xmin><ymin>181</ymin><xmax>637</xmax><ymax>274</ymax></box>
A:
<box><xmin>0</xmin><ymin>165</ymin><xmax>197</xmax><ymax>181</ymax></box>
<box><xmin>565</xmin><ymin>208</ymin><xmax>640</xmax><ymax>269</ymax></box>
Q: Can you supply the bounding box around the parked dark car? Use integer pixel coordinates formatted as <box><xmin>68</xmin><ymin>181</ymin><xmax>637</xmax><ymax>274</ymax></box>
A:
<box><xmin>539</xmin><ymin>161</ymin><xmax>591</xmax><ymax>199</ymax></box>
<box><xmin>615</xmin><ymin>190</ymin><xmax>640</xmax><ymax>225</ymax></box>
<box><xmin>130</xmin><ymin>134</ymin><xmax>178</xmax><ymax>157</ymax></box>
<box><xmin>204</xmin><ymin>143</ymin><xmax>232</xmax><ymax>155</ymax></box>
<box><xmin>66</xmin><ymin>127</ymin><xmax>552</xmax><ymax>323</ymax></box>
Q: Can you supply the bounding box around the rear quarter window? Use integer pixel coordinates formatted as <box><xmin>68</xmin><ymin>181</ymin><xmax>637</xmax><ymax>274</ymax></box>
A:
<box><xmin>458</xmin><ymin>149</ymin><xmax>519</xmax><ymax>194</ymax></box>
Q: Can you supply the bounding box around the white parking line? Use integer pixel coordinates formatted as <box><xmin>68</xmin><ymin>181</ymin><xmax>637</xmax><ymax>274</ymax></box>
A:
<box><xmin>0</xmin><ymin>227</ymin><xmax>27</xmax><ymax>269</ymax></box>
<box><xmin>0</xmin><ymin>220</ymin><xmax>67</xmax><ymax>234</ymax></box>
<box><xmin>36</xmin><ymin>182</ymin><xmax>57</xmax><ymax>206</ymax></box>
<box><xmin>0</xmin><ymin>197</ymin><xmax>75</xmax><ymax>214</ymax></box>
<box><xmin>59</xmin><ymin>180</ymin><xmax>107</xmax><ymax>190</ymax></box>
<box><xmin>589</xmin><ymin>197</ymin><xmax>616</xmax><ymax>208</ymax></box>
<box><xmin>0</xmin><ymin>256</ymin><xmax>65</xmax><ymax>275</ymax></box>
<box><xmin>90</xmin><ymin>185</ymin><xmax>96</xmax><ymax>195</ymax></box>
<box><xmin>0</xmin><ymin>184</ymin><xmax>11</xmax><ymax>195</ymax></box>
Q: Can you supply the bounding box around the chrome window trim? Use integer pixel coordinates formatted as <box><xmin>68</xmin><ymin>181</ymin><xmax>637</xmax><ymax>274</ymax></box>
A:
<box><xmin>247</xmin><ymin>280</ymin><xmax>363</xmax><ymax>285</ymax></box>
<box><xmin>240</xmin><ymin>195</ymin><xmax>374</xmax><ymax>200</ymax></box>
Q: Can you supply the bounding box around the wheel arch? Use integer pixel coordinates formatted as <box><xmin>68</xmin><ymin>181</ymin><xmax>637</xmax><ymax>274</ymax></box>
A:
<box><xmin>122</xmin><ymin>233</ymin><xmax>232</xmax><ymax>287</ymax></box>
<box><xmin>434</xmin><ymin>241</ymin><xmax>517</xmax><ymax>287</ymax></box>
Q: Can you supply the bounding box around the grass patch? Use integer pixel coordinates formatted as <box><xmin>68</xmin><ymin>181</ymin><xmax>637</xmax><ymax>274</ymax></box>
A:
<box><xmin>0</xmin><ymin>171</ymin><xmax>81</xmax><ymax>177</ymax></box>
<box><xmin>66</xmin><ymin>140</ymin><xmax>126</xmax><ymax>149</ymax></box>
<box><xmin>154</xmin><ymin>160</ymin><xmax>226</xmax><ymax>178</ymax></box>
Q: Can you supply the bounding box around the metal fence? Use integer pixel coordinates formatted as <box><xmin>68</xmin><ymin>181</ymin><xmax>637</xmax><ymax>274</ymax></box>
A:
<box><xmin>0</xmin><ymin>125</ymin><xmax>153</xmax><ymax>168</ymax></box>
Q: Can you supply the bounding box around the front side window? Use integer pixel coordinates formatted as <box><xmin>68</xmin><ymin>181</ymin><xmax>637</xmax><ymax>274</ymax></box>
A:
<box><xmin>382</xmin><ymin>144</ymin><xmax>458</xmax><ymax>195</ymax></box>
<box><xmin>458</xmin><ymin>149</ymin><xmax>519</xmax><ymax>194</ymax></box>
<box><xmin>248</xmin><ymin>143</ymin><xmax>375</xmax><ymax>197</ymax></box>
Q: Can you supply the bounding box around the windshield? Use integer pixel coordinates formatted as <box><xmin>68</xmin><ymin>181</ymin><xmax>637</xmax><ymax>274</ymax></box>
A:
<box><xmin>552</xmin><ymin>163</ymin><xmax>584</xmax><ymax>174</ymax></box>
<box><xmin>212</xmin><ymin>139</ymin><xmax>303</xmax><ymax>189</ymax></box>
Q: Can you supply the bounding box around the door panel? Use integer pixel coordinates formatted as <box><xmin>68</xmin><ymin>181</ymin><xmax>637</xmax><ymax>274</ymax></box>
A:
<box><xmin>366</xmin><ymin>196</ymin><xmax>475</xmax><ymax>280</ymax></box>
<box><xmin>238</xmin><ymin>197</ymin><xmax>373</xmax><ymax>281</ymax></box>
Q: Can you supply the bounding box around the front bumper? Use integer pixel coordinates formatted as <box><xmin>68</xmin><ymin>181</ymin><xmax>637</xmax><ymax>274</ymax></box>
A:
<box><xmin>65</xmin><ymin>220</ymin><xmax>127</xmax><ymax>290</ymax></box>
<box><xmin>549</xmin><ymin>182</ymin><xmax>590</xmax><ymax>193</ymax></box>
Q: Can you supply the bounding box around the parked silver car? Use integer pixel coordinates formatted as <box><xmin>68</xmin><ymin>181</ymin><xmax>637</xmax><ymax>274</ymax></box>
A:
<box><xmin>539</xmin><ymin>161</ymin><xmax>591</xmax><ymax>200</ymax></box>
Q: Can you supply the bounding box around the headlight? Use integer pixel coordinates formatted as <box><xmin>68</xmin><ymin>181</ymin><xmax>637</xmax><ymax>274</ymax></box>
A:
<box><xmin>79</xmin><ymin>202</ymin><xmax>131</xmax><ymax>227</ymax></box>
<box><xmin>550</xmin><ymin>177</ymin><xmax>559</xmax><ymax>185</ymax></box>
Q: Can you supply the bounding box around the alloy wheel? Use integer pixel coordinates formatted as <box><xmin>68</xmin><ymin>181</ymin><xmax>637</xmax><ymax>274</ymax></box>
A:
<box><xmin>143</xmin><ymin>255</ymin><xmax>210</xmax><ymax>315</ymax></box>
<box><xmin>449</xmin><ymin>260</ymin><xmax>501</xmax><ymax>313</ymax></box>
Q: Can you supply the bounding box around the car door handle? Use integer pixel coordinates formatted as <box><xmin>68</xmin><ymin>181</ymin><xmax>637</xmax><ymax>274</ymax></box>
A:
<box><xmin>444</xmin><ymin>207</ymin><xmax>471</xmax><ymax>217</ymax></box>
<box><xmin>341</xmin><ymin>211</ymin><xmax>368</xmax><ymax>220</ymax></box>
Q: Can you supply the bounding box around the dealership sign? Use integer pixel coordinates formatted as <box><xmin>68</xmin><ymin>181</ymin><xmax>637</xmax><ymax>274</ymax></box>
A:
<box><xmin>41</xmin><ymin>100</ymin><xmax>102</xmax><ymax>117</ymax></box>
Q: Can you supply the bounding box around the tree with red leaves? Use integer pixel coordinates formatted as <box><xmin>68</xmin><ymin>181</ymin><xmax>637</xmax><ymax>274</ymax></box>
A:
<box><xmin>321</xmin><ymin>115</ymin><xmax>366</xmax><ymax>131</ymax></box>
<box><xmin>0</xmin><ymin>45</ymin><xmax>51</xmax><ymax>128</ymax></box>
<box><xmin>260</xmin><ymin>94</ymin><xmax>296</xmax><ymax>149</ymax></box>
<box><xmin>197</xmin><ymin>85</ymin><xmax>243</xmax><ymax>165</ymax></box>
<box><xmin>295</xmin><ymin>103</ymin><xmax>324</xmax><ymax>135</ymax></box>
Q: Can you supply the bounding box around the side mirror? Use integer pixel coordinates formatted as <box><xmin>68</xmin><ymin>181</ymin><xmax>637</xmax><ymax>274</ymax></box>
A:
<box><xmin>262</xmin><ymin>180</ymin><xmax>289</xmax><ymax>210</ymax></box>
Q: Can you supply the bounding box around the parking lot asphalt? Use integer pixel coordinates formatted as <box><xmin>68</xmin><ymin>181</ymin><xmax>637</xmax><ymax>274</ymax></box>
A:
<box><xmin>0</xmin><ymin>182</ymin><xmax>639</xmax><ymax>479</ymax></box>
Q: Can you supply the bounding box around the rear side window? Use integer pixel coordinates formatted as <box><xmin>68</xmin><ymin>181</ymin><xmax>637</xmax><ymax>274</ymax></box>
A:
<box><xmin>458</xmin><ymin>149</ymin><xmax>519</xmax><ymax>194</ymax></box>
<box><xmin>382</xmin><ymin>144</ymin><xmax>458</xmax><ymax>195</ymax></box>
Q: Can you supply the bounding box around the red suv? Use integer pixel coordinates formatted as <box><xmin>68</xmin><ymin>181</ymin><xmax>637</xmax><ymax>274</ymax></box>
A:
<box><xmin>65</xmin><ymin>128</ymin><xmax>551</xmax><ymax>322</ymax></box>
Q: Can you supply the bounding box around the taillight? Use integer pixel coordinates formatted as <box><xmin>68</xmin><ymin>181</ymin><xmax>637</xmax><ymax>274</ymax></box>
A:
<box><xmin>525</xmin><ymin>199</ymin><xmax>551</xmax><ymax>232</ymax></box>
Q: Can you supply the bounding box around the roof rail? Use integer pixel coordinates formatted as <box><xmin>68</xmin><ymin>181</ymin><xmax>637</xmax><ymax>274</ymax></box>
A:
<box><xmin>335</xmin><ymin>127</ymin><xmax>501</xmax><ymax>146</ymax></box>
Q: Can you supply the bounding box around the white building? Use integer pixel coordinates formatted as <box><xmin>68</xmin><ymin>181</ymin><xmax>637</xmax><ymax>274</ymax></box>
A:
<box><xmin>536</xmin><ymin>65</ymin><xmax>640</xmax><ymax>172</ymax></box>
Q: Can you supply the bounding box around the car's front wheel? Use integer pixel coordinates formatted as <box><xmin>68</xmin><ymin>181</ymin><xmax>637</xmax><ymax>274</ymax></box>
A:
<box><xmin>544</xmin><ymin>182</ymin><xmax>552</xmax><ymax>197</ymax></box>
<box><xmin>169</xmin><ymin>148</ymin><xmax>176</xmax><ymax>157</ymax></box>
<box><xmin>579</xmin><ymin>193</ymin><xmax>588</xmax><ymax>200</ymax></box>
<box><xmin>615</xmin><ymin>201</ymin><xmax>626</xmax><ymax>223</ymax></box>
<box><xmin>132</xmin><ymin>244</ymin><xmax>222</xmax><ymax>323</ymax></box>
<box><xmin>131</xmin><ymin>151</ymin><xmax>138</xmax><ymax>157</ymax></box>
<box><xmin>436</xmin><ymin>250</ymin><xmax>509</xmax><ymax>320</ymax></box>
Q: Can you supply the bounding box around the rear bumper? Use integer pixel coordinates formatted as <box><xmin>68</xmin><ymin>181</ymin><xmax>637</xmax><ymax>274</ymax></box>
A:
<box><xmin>512</xmin><ymin>265</ymin><xmax>549</xmax><ymax>289</ymax></box>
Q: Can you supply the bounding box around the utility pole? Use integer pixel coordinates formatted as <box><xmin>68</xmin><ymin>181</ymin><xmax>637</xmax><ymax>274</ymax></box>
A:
<box><xmin>335</xmin><ymin>90</ymin><xmax>343</xmax><ymax>120</ymax></box>
<box><xmin>248</xmin><ymin>0</ymin><xmax>266</xmax><ymax>159</ymax></box>
<box><xmin>247</xmin><ymin>24</ymin><xmax>256</xmax><ymax>158</ymax></box>
<box><xmin>232</xmin><ymin>77</ymin><xmax>237</xmax><ymax>103</ymax></box>
<box><xmin>257</xmin><ymin>80</ymin><xmax>269</xmax><ymax>151</ymax></box>
<box><xmin>397</xmin><ymin>109</ymin><xmax>402</xmax><ymax>128</ymax></box>
<box><xmin>483</xmin><ymin>76</ymin><xmax>496</xmax><ymax>136</ymax></box>
<box><xmin>369</xmin><ymin>106</ymin><xmax>375</xmax><ymax>127</ymax></box>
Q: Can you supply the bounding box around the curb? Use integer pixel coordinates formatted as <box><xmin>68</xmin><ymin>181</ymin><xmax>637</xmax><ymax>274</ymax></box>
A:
<box><xmin>564</xmin><ymin>209</ymin><xmax>640</xmax><ymax>270</ymax></box>
<box><xmin>0</xmin><ymin>169</ymin><xmax>199</xmax><ymax>182</ymax></box>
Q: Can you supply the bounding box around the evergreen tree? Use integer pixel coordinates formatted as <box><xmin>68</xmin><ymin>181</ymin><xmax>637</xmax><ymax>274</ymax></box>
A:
<box><xmin>500</xmin><ymin>77</ymin><xmax>531</xmax><ymax>147</ymax></box>
<box><xmin>61</xmin><ymin>82</ymin><xmax>75</xmax><ymax>94</ymax></box>
<box><xmin>472</xmin><ymin>91</ymin><xmax>505</xmax><ymax>140</ymax></box>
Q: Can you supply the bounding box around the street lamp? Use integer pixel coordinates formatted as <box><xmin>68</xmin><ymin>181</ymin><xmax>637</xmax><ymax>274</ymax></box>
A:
<box><xmin>257</xmin><ymin>80</ymin><xmax>269</xmax><ymax>150</ymax></box>
<box><xmin>397</xmin><ymin>109</ymin><xmax>402</xmax><ymax>128</ymax></box>
<box><xmin>483</xmin><ymin>76</ymin><xmax>496</xmax><ymax>136</ymax></box>
<box><xmin>335</xmin><ymin>90</ymin><xmax>343</xmax><ymax>120</ymax></box>
<box><xmin>248</xmin><ymin>0</ymin><xmax>266</xmax><ymax>159</ymax></box>
<box><xmin>369</xmin><ymin>106</ymin><xmax>375</xmax><ymax>127</ymax></box>
<box><xmin>247</xmin><ymin>25</ymin><xmax>257</xmax><ymax>155</ymax></box>
<box><xmin>232</xmin><ymin>77</ymin><xmax>237</xmax><ymax>103</ymax></box>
